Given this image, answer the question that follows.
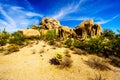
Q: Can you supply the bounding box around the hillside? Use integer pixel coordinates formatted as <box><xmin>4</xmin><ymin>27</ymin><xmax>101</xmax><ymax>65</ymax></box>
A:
<box><xmin>0</xmin><ymin>41</ymin><xmax>120</xmax><ymax>80</ymax></box>
<box><xmin>0</xmin><ymin>18</ymin><xmax>120</xmax><ymax>80</ymax></box>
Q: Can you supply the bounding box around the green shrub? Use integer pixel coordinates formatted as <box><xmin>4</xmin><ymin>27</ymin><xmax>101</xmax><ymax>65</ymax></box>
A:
<box><xmin>0</xmin><ymin>29</ymin><xmax>10</xmax><ymax>46</ymax></box>
<box><xmin>85</xmin><ymin>37</ymin><xmax>105</xmax><ymax>53</ymax></box>
<box><xmin>9</xmin><ymin>32</ymin><xmax>25</xmax><ymax>45</ymax></box>
<box><xmin>102</xmin><ymin>29</ymin><xmax>115</xmax><ymax>39</ymax></box>
<box><xmin>64</xmin><ymin>38</ymin><xmax>73</xmax><ymax>47</ymax></box>
<box><xmin>45</xmin><ymin>30</ymin><xmax>57</xmax><ymax>40</ymax></box>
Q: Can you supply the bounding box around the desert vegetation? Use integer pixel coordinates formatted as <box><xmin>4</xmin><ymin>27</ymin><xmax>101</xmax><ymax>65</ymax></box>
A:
<box><xmin>0</xmin><ymin>18</ymin><xmax>120</xmax><ymax>80</ymax></box>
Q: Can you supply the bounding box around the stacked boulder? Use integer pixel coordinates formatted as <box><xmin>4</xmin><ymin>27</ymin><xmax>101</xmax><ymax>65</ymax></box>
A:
<box><xmin>39</xmin><ymin>17</ymin><xmax>61</xmax><ymax>30</ymax></box>
<box><xmin>75</xmin><ymin>20</ymin><xmax>102</xmax><ymax>39</ymax></box>
<box><xmin>18</xmin><ymin>17</ymin><xmax>102</xmax><ymax>40</ymax></box>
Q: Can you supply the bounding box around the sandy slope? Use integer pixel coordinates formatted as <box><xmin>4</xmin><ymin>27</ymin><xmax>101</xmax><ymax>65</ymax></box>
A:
<box><xmin>0</xmin><ymin>41</ymin><xmax>120</xmax><ymax>80</ymax></box>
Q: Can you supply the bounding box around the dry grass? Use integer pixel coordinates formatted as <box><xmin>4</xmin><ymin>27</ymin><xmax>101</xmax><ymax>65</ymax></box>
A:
<box><xmin>73</xmin><ymin>48</ymin><xmax>87</xmax><ymax>55</ymax></box>
<box><xmin>50</xmin><ymin>52</ymin><xmax>73</xmax><ymax>69</ymax></box>
<box><xmin>58</xmin><ymin>56</ymin><xmax>73</xmax><ymax>69</ymax></box>
<box><xmin>85</xmin><ymin>56</ymin><xmax>111</xmax><ymax>71</ymax></box>
<box><xmin>109</xmin><ymin>56</ymin><xmax>120</xmax><ymax>67</ymax></box>
<box><xmin>89</xmin><ymin>73</ymin><xmax>106</xmax><ymax>80</ymax></box>
<box><xmin>4</xmin><ymin>44</ymin><xmax>20</xmax><ymax>55</ymax></box>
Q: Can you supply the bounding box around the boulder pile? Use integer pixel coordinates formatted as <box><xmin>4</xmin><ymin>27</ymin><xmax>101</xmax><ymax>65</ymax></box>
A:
<box><xmin>18</xmin><ymin>17</ymin><xmax>102</xmax><ymax>40</ymax></box>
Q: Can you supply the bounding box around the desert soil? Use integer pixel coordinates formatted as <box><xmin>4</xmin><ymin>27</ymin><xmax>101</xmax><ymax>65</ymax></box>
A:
<box><xmin>0</xmin><ymin>41</ymin><xmax>120</xmax><ymax>80</ymax></box>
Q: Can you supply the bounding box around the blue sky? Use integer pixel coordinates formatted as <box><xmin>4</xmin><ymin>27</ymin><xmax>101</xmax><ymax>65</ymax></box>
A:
<box><xmin>0</xmin><ymin>0</ymin><xmax>120</xmax><ymax>33</ymax></box>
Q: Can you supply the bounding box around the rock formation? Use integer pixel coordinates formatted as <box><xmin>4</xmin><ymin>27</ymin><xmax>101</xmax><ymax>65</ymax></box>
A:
<box><xmin>58</xmin><ymin>26</ymin><xmax>76</xmax><ymax>39</ymax></box>
<box><xmin>76</xmin><ymin>20</ymin><xmax>94</xmax><ymax>39</ymax></box>
<box><xmin>18</xmin><ymin>29</ymin><xmax>40</xmax><ymax>38</ymax></box>
<box><xmin>19</xmin><ymin>17</ymin><xmax>102</xmax><ymax>40</ymax></box>
<box><xmin>75</xmin><ymin>20</ymin><xmax>102</xmax><ymax>39</ymax></box>
<box><xmin>91</xmin><ymin>24</ymin><xmax>102</xmax><ymax>36</ymax></box>
<box><xmin>39</xmin><ymin>17</ymin><xmax>61</xmax><ymax>30</ymax></box>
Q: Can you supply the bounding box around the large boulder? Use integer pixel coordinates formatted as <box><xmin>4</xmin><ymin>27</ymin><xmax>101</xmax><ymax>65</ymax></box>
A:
<box><xmin>58</xmin><ymin>26</ymin><xmax>76</xmax><ymax>39</ymax></box>
<box><xmin>91</xmin><ymin>24</ymin><xmax>102</xmax><ymax>36</ymax></box>
<box><xmin>76</xmin><ymin>20</ymin><xmax>94</xmax><ymax>39</ymax></box>
<box><xmin>40</xmin><ymin>17</ymin><xmax>61</xmax><ymax>30</ymax></box>
<box><xmin>18</xmin><ymin>29</ymin><xmax>40</xmax><ymax>38</ymax></box>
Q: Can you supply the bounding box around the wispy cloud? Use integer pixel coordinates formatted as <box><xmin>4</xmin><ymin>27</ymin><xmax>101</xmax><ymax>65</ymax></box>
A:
<box><xmin>0</xmin><ymin>4</ymin><xmax>43</xmax><ymax>32</ymax></box>
<box><xmin>63</xmin><ymin>16</ymin><xmax>94</xmax><ymax>21</ymax></box>
<box><xmin>95</xmin><ymin>15</ymin><xmax>119</xmax><ymax>24</ymax></box>
<box><xmin>26</xmin><ymin>12</ymin><xmax>43</xmax><ymax>17</ymax></box>
<box><xmin>51</xmin><ymin>0</ymin><xmax>86</xmax><ymax>20</ymax></box>
<box><xmin>24</xmin><ymin>0</ymin><xmax>33</xmax><ymax>10</ymax></box>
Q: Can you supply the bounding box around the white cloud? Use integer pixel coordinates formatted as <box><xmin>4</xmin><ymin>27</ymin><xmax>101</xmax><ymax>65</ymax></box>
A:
<box><xmin>63</xmin><ymin>16</ymin><xmax>94</xmax><ymax>21</ymax></box>
<box><xmin>0</xmin><ymin>4</ymin><xmax>43</xmax><ymax>32</ymax></box>
<box><xmin>95</xmin><ymin>15</ymin><xmax>119</xmax><ymax>24</ymax></box>
<box><xmin>51</xmin><ymin>0</ymin><xmax>86</xmax><ymax>20</ymax></box>
<box><xmin>26</xmin><ymin>12</ymin><xmax>43</xmax><ymax>17</ymax></box>
<box><xmin>0</xmin><ymin>5</ymin><xmax>16</xmax><ymax>27</ymax></box>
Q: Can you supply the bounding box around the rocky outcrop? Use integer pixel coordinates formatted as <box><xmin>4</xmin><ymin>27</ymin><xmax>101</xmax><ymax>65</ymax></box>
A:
<box><xmin>23</xmin><ymin>18</ymin><xmax>102</xmax><ymax>40</ymax></box>
<box><xmin>75</xmin><ymin>20</ymin><xmax>102</xmax><ymax>39</ymax></box>
<box><xmin>76</xmin><ymin>20</ymin><xmax>94</xmax><ymax>39</ymax></box>
<box><xmin>18</xmin><ymin>29</ymin><xmax>40</xmax><ymax>38</ymax></box>
<box><xmin>39</xmin><ymin>17</ymin><xmax>61</xmax><ymax>30</ymax></box>
<box><xmin>58</xmin><ymin>26</ymin><xmax>76</xmax><ymax>39</ymax></box>
<box><xmin>91</xmin><ymin>24</ymin><xmax>102</xmax><ymax>36</ymax></box>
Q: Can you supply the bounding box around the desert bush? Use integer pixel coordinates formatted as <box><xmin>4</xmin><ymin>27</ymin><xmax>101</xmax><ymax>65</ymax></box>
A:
<box><xmin>64</xmin><ymin>38</ymin><xmax>73</xmax><ymax>47</ymax></box>
<box><xmin>85</xmin><ymin>57</ymin><xmax>111</xmax><ymax>71</ymax></box>
<box><xmin>50</xmin><ymin>52</ymin><xmax>73</xmax><ymax>69</ymax></box>
<box><xmin>102</xmin><ymin>29</ymin><xmax>115</xmax><ymax>39</ymax></box>
<box><xmin>85</xmin><ymin>37</ymin><xmax>105</xmax><ymax>53</ymax></box>
<box><xmin>89</xmin><ymin>73</ymin><xmax>106</xmax><ymax>80</ymax></box>
<box><xmin>9</xmin><ymin>32</ymin><xmax>26</xmax><ymax>45</ymax></box>
<box><xmin>59</xmin><ymin>56</ymin><xmax>73</xmax><ymax>69</ymax></box>
<box><xmin>45</xmin><ymin>30</ymin><xmax>57</xmax><ymax>40</ymax></box>
<box><xmin>72</xmin><ymin>39</ymin><xmax>80</xmax><ymax>48</ymax></box>
<box><xmin>0</xmin><ymin>29</ymin><xmax>10</xmax><ymax>46</ymax></box>
<box><xmin>48</xmin><ymin>40</ymin><xmax>55</xmax><ymax>45</ymax></box>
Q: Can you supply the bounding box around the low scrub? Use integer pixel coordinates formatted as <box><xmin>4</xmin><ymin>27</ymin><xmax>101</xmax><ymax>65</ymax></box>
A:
<box><xmin>45</xmin><ymin>30</ymin><xmax>57</xmax><ymax>40</ymax></box>
<box><xmin>9</xmin><ymin>32</ymin><xmax>26</xmax><ymax>45</ymax></box>
<box><xmin>85</xmin><ymin>57</ymin><xmax>111</xmax><ymax>71</ymax></box>
<box><xmin>0</xmin><ymin>29</ymin><xmax>10</xmax><ymax>46</ymax></box>
<box><xmin>64</xmin><ymin>38</ymin><xmax>73</xmax><ymax>47</ymax></box>
<box><xmin>89</xmin><ymin>73</ymin><xmax>106</xmax><ymax>80</ymax></box>
<box><xmin>50</xmin><ymin>52</ymin><xmax>73</xmax><ymax>69</ymax></box>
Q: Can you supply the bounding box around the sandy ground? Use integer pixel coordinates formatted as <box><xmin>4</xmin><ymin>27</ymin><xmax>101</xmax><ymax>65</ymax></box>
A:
<box><xmin>0</xmin><ymin>41</ymin><xmax>120</xmax><ymax>80</ymax></box>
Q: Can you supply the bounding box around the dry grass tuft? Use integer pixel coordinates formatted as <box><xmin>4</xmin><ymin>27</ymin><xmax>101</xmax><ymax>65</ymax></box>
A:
<box><xmin>89</xmin><ymin>73</ymin><xmax>106</xmax><ymax>80</ymax></box>
<box><xmin>49</xmin><ymin>52</ymin><xmax>73</xmax><ymax>69</ymax></box>
<box><xmin>73</xmin><ymin>48</ymin><xmax>87</xmax><ymax>55</ymax></box>
<box><xmin>109</xmin><ymin>56</ymin><xmax>120</xmax><ymax>67</ymax></box>
<box><xmin>85</xmin><ymin>56</ymin><xmax>111</xmax><ymax>71</ymax></box>
<box><xmin>4</xmin><ymin>44</ymin><xmax>20</xmax><ymax>55</ymax></box>
<box><xmin>58</xmin><ymin>56</ymin><xmax>73</xmax><ymax>69</ymax></box>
